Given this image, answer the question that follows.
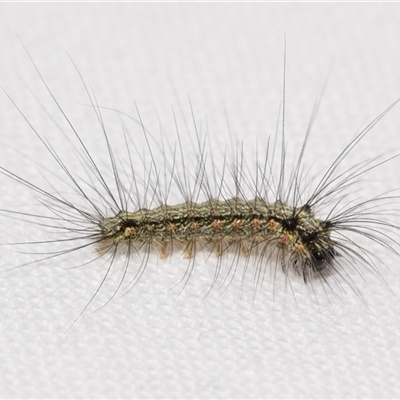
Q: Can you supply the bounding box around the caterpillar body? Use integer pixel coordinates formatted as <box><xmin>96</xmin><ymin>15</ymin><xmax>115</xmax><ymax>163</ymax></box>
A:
<box><xmin>100</xmin><ymin>198</ymin><xmax>335</xmax><ymax>280</ymax></box>
<box><xmin>1</xmin><ymin>50</ymin><xmax>400</xmax><ymax>313</ymax></box>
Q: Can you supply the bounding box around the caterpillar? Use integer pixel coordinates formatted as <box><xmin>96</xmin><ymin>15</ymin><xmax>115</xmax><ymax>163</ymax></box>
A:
<box><xmin>1</xmin><ymin>49</ymin><xmax>400</xmax><ymax>318</ymax></box>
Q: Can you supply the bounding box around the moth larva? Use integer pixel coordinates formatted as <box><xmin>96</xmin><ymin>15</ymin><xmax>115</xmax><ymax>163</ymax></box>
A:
<box><xmin>1</xmin><ymin>50</ymin><xmax>400</xmax><ymax>316</ymax></box>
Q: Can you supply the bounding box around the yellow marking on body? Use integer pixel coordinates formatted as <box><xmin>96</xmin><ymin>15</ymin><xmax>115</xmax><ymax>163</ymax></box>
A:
<box><xmin>279</xmin><ymin>233</ymin><xmax>292</xmax><ymax>245</ymax></box>
<box><xmin>124</xmin><ymin>227</ymin><xmax>136</xmax><ymax>237</ymax></box>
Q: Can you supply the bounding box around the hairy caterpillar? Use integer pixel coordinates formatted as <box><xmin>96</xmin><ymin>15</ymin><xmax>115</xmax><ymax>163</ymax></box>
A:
<box><xmin>1</xmin><ymin>49</ymin><xmax>400</xmax><ymax>318</ymax></box>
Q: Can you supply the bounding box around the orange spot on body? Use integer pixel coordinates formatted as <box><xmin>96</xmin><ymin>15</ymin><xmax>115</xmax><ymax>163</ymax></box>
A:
<box><xmin>279</xmin><ymin>234</ymin><xmax>291</xmax><ymax>245</ymax></box>
<box><xmin>168</xmin><ymin>223</ymin><xmax>176</xmax><ymax>233</ymax></box>
<box><xmin>293</xmin><ymin>244</ymin><xmax>304</xmax><ymax>254</ymax></box>
<box><xmin>232</xmin><ymin>219</ymin><xmax>242</xmax><ymax>229</ymax></box>
<box><xmin>212</xmin><ymin>219</ymin><xmax>224</xmax><ymax>230</ymax></box>
<box><xmin>267</xmin><ymin>219</ymin><xmax>279</xmax><ymax>230</ymax></box>
<box><xmin>251</xmin><ymin>218</ymin><xmax>261</xmax><ymax>228</ymax></box>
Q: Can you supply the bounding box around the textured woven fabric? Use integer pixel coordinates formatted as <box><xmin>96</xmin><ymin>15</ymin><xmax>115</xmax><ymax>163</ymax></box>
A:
<box><xmin>0</xmin><ymin>3</ymin><xmax>400</xmax><ymax>398</ymax></box>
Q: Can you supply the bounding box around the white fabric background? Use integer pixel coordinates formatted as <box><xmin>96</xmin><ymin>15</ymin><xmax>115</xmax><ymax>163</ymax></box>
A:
<box><xmin>1</xmin><ymin>3</ymin><xmax>400</xmax><ymax>399</ymax></box>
